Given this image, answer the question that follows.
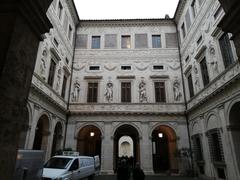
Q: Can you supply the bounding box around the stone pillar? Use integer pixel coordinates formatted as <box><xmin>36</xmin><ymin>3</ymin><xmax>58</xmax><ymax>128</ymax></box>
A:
<box><xmin>140</xmin><ymin>122</ymin><xmax>154</xmax><ymax>174</ymax></box>
<box><xmin>101</xmin><ymin>122</ymin><xmax>114</xmax><ymax>174</ymax></box>
<box><xmin>218</xmin><ymin>0</ymin><xmax>240</xmax><ymax>63</ymax></box>
<box><xmin>0</xmin><ymin>0</ymin><xmax>52</xmax><ymax>179</ymax></box>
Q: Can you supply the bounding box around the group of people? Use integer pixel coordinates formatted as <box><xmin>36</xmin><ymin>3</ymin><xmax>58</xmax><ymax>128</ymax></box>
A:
<box><xmin>117</xmin><ymin>159</ymin><xmax>145</xmax><ymax>180</ymax></box>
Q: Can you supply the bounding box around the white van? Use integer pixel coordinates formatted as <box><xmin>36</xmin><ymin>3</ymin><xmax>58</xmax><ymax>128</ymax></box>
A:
<box><xmin>42</xmin><ymin>155</ymin><xmax>95</xmax><ymax>180</ymax></box>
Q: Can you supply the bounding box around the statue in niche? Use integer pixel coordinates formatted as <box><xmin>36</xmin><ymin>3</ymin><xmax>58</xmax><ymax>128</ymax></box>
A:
<box><xmin>56</xmin><ymin>68</ymin><xmax>62</xmax><ymax>92</ymax></box>
<box><xmin>139</xmin><ymin>78</ymin><xmax>147</xmax><ymax>103</ymax></box>
<box><xmin>209</xmin><ymin>42</ymin><xmax>219</xmax><ymax>77</ymax></box>
<box><xmin>173</xmin><ymin>77</ymin><xmax>182</xmax><ymax>101</ymax></box>
<box><xmin>193</xmin><ymin>62</ymin><xmax>200</xmax><ymax>92</ymax></box>
<box><xmin>105</xmin><ymin>81</ymin><xmax>113</xmax><ymax>102</ymax></box>
<box><xmin>71</xmin><ymin>79</ymin><xmax>80</xmax><ymax>102</ymax></box>
<box><xmin>40</xmin><ymin>59</ymin><xmax>46</xmax><ymax>80</ymax></box>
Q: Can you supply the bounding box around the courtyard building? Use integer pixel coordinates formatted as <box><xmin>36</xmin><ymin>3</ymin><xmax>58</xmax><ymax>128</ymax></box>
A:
<box><xmin>18</xmin><ymin>0</ymin><xmax>240</xmax><ymax>179</ymax></box>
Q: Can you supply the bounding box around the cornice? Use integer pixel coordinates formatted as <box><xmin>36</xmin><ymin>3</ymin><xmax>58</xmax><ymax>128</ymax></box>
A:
<box><xmin>174</xmin><ymin>0</ymin><xmax>187</xmax><ymax>23</ymax></box>
<box><xmin>78</xmin><ymin>19</ymin><xmax>175</xmax><ymax>27</ymax></box>
<box><xmin>66</xmin><ymin>0</ymin><xmax>80</xmax><ymax>25</ymax></box>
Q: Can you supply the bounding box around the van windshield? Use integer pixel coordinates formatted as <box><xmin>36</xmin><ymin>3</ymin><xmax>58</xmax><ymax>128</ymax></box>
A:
<box><xmin>44</xmin><ymin>157</ymin><xmax>72</xmax><ymax>169</ymax></box>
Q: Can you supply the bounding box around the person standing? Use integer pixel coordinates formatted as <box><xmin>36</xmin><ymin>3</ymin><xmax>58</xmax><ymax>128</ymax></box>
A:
<box><xmin>132</xmin><ymin>162</ymin><xmax>145</xmax><ymax>180</ymax></box>
<box><xmin>117</xmin><ymin>159</ymin><xmax>130</xmax><ymax>180</ymax></box>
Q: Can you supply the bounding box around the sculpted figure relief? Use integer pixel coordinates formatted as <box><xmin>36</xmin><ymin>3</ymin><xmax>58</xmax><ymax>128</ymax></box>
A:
<box><xmin>105</xmin><ymin>82</ymin><xmax>113</xmax><ymax>102</ymax></box>
<box><xmin>209</xmin><ymin>42</ymin><xmax>219</xmax><ymax>77</ymax></box>
<box><xmin>139</xmin><ymin>78</ymin><xmax>147</xmax><ymax>103</ymax></box>
<box><xmin>173</xmin><ymin>78</ymin><xmax>182</xmax><ymax>101</ymax></box>
<box><xmin>72</xmin><ymin>79</ymin><xmax>80</xmax><ymax>102</ymax></box>
<box><xmin>40</xmin><ymin>59</ymin><xmax>46</xmax><ymax>80</ymax></box>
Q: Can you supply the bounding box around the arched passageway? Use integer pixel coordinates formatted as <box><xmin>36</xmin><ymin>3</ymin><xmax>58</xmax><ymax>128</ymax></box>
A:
<box><xmin>229</xmin><ymin>102</ymin><xmax>240</xmax><ymax>172</ymax></box>
<box><xmin>32</xmin><ymin>115</ymin><xmax>50</xmax><ymax>152</ymax></box>
<box><xmin>51</xmin><ymin>122</ymin><xmax>63</xmax><ymax>156</ymax></box>
<box><xmin>152</xmin><ymin>125</ymin><xmax>178</xmax><ymax>173</ymax></box>
<box><xmin>77</xmin><ymin>125</ymin><xmax>102</xmax><ymax>158</ymax></box>
<box><xmin>113</xmin><ymin>124</ymin><xmax>140</xmax><ymax>172</ymax></box>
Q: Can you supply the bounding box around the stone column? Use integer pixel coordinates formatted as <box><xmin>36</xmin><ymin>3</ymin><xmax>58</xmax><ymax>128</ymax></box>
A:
<box><xmin>0</xmin><ymin>0</ymin><xmax>52</xmax><ymax>179</ymax></box>
<box><xmin>218</xmin><ymin>0</ymin><xmax>240</xmax><ymax>63</ymax></box>
<box><xmin>101</xmin><ymin>122</ymin><xmax>114</xmax><ymax>174</ymax></box>
<box><xmin>140</xmin><ymin>122</ymin><xmax>154</xmax><ymax>174</ymax></box>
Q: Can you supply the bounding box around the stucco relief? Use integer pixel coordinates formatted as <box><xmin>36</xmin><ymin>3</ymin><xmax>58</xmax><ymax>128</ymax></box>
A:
<box><xmin>135</xmin><ymin>63</ymin><xmax>149</xmax><ymax>71</ymax></box>
<box><xmin>73</xmin><ymin>63</ymin><xmax>86</xmax><ymax>71</ymax></box>
<box><xmin>71</xmin><ymin>79</ymin><xmax>80</xmax><ymax>102</ymax></box>
<box><xmin>105</xmin><ymin>80</ymin><xmax>113</xmax><ymax>102</ymax></box>
<box><xmin>104</xmin><ymin>63</ymin><xmax>117</xmax><ymax>71</ymax></box>
<box><xmin>173</xmin><ymin>77</ymin><xmax>182</xmax><ymax>101</ymax></box>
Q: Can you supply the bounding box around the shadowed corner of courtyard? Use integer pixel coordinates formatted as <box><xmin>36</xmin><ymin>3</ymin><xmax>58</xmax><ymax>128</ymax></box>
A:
<box><xmin>94</xmin><ymin>174</ymin><xmax>204</xmax><ymax>180</ymax></box>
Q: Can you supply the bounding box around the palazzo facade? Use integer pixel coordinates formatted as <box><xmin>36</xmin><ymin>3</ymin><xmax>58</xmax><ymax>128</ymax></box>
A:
<box><xmin>19</xmin><ymin>0</ymin><xmax>240</xmax><ymax>179</ymax></box>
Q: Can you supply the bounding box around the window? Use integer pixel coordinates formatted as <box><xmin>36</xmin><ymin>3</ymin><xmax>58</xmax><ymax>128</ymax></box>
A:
<box><xmin>121</xmin><ymin>35</ymin><xmax>131</xmax><ymax>49</ymax></box>
<box><xmin>121</xmin><ymin>82</ymin><xmax>131</xmax><ymax>102</ymax></box>
<box><xmin>214</xmin><ymin>6</ymin><xmax>223</xmax><ymax>19</ymax></box>
<box><xmin>191</xmin><ymin>0</ymin><xmax>197</xmax><ymax>18</ymax></box>
<box><xmin>192</xmin><ymin>135</ymin><xmax>204</xmax><ymax>161</ymax></box>
<box><xmin>200</xmin><ymin>57</ymin><xmax>209</xmax><ymax>87</ymax></box>
<box><xmin>197</xmin><ymin>35</ymin><xmax>202</xmax><ymax>45</ymax></box>
<box><xmin>68</xmin><ymin>25</ymin><xmax>72</xmax><ymax>40</ymax></box>
<box><xmin>57</xmin><ymin>2</ymin><xmax>63</xmax><ymax>20</ymax></box>
<box><xmin>48</xmin><ymin>59</ymin><xmax>56</xmax><ymax>87</ymax></box>
<box><xmin>53</xmin><ymin>38</ymin><xmax>59</xmax><ymax>47</ymax></box>
<box><xmin>135</xmin><ymin>34</ymin><xmax>148</xmax><ymax>48</ymax></box>
<box><xmin>65</xmin><ymin>58</ymin><xmax>69</xmax><ymax>65</ymax></box>
<box><xmin>208</xmin><ymin>129</ymin><xmax>224</xmax><ymax>162</ymax></box>
<box><xmin>89</xmin><ymin>66</ymin><xmax>100</xmax><ymax>71</ymax></box>
<box><xmin>91</xmin><ymin>36</ymin><xmax>100</xmax><ymax>49</ymax></box>
<box><xmin>61</xmin><ymin>75</ymin><xmax>67</xmax><ymax>98</ymax></box>
<box><xmin>76</xmin><ymin>34</ymin><xmax>88</xmax><ymax>49</ymax></box>
<box><xmin>187</xmin><ymin>73</ymin><xmax>194</xmax><ymax>98</ymax></box>
<box><xmin>219</xmin><ymin>34</ymin><xmax>234</xmax><ymax>68</ymax></box>
<box><xmin>69</xmin><ymin>159</ymin><xmax>79</xmax><ymax>171</ymax></box>
<box><xmin>165</xmin><ymin>33</ymin><xmax>178</xmax><ymax>48</ymax></box>
<box><xmin>185</xmin><ymin>56</ymin><xmax>190</xmax><ymax>63</ymax></box>
<box><xmin>121</xmin><ymin>66</ymin><xmax>131</xmax><ymax>70</ymax></box>
<box><xmin>181</xmin><ymin>23</ymin><xmax>186</xmax><ymax>38</ymax></box>
<box><xmin>153</xmin><ymin>65</ymin><xmax>164</xmax><ymax>70</ymax></box>
<box><xmin>87</xmin><ymin>83</ymin><xmax>98</xmax><ymax>102</ymax></box>
<box><xmin>152</xmin><ymin>35</ymin><xmax>161</xmax><ymax>48</ymax></box>
<box><xmin>105</xmin><ymin>34</ymin><xmax>117</xmax><ymax>48</ymax></box>
<box><xmin>154</xmin><ymin>82</ymin><xmax>166</xmax><ymax>102</ymax></box>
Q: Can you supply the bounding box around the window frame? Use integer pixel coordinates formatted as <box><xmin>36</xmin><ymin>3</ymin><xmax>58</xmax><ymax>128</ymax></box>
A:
<box><xmin>121</xmin><ymin>35</ymin><xmax>131</xmax><ymax>49</ymax></box>
<box><xmin>154</xmin><ymin>81</ymin><xmax>166</xmax><ymax>103</ymax></box>
<box><xmin>87</xmin><ymin>82</ymin><xmax>99</xmax><ymax>103</ymax></box>
<box><xmin>121</xmin><ymin>82</ymin><xmax>132</xmax><ymax>103</ymax></box>
<box><xmin>152</xmin><ymin>35</ymin><xmax>162</xmax><ymax>48</ymax></box>
<box><xmin>47</xmin><ymin>59</ymin><xmax>57</xmax><ymax>87</ymax></box>
<box><xmin>91</xmin><ymin>36</ymin><xmax>101</xmax><ymax>49</ymax></box>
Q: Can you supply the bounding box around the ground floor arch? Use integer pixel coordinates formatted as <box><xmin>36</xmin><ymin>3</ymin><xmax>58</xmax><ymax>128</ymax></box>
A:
<box><xmin>32</xmin><ymin>114</ymin><xmax>50</xmax><ymax>152</ymax></box>
<box><xmin>51</xmin><ymin>122</ymin><xmax>63</xmax><ymax>156</ymax></box>
<box><xmin>152</xmin><ymin>125</ymin><xmax>178</xmax><ymax>173</ymax></box>
<box><xmin>113</xmin><ymin>124</ymin><xmax>140</xmax><ymax>172</ymax></box>
<box><xmin>77</xmin><ymin>125</ymin><xmax>102</xmax><ymax>158</ymax></box>
<box><xmin>229</xmin><ymin>101</ymin><xmax>240</xmax><ymax>173</ymax></box>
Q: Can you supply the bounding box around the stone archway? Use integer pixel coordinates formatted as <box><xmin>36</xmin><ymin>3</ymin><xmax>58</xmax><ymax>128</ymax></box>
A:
<box><xmin>113</xmin><ymin>124</ymin><xmax>140</xmax><ymax>172</ymax></box>
<box><xmin>32</xmin><ymin>114</ymin><xmax>50</xmax><ymax>152</ymax></box>
<box><xmin>229</xmin><ymin>101</ymin><xmax>240</xmax><ymax>173</ymax></box>
<box><xmin>51</xmin><ymin>122</ymin><xmax>63</xmax><ymax>156</ymax></box>
<box><xmin>152</xmin><ymin>125</ymin><xmax>178</xmax><ymax>173</ymax></box>
<box><xmin>77</xmin><ymin>125</ymin><xmax>102</xmax><ymax>158</ymax></box>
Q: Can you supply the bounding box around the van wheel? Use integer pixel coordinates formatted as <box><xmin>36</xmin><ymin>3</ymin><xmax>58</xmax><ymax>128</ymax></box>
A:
<box><xmin>88</xmin><ymin>175</ymin><xmax>94</xmax><ymax>180</ymax></box>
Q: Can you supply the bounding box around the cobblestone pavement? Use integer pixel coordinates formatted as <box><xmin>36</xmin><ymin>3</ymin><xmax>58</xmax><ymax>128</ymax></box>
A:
<box><xmin>94</xmin><ymin>175</ymin><xmax>203</xmax><ymax>180</ymax></box>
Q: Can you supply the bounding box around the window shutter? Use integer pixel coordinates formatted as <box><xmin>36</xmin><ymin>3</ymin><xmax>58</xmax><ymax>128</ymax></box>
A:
<box><xmin>165</xmin><ymin>33</ymin><xmax>178</xmax><ymax>48</ymax></box>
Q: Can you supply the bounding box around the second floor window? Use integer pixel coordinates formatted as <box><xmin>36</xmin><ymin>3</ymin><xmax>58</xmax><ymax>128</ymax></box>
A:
<box><xmin>192</xmin><ymin>135</ymin><xmax>204</xmax><ymax>161</ymax></box>
<box><xmin>181</xmin><ymin>23</ymin><xmax>186</xmax><ymax>39</ymax></box>
<box><xmin>121</xmin><ymin>82</ymin><xmax>131</xmax><ymax>102</ymax></box>
<box><xmin>48</xmin><ymin>59</ymin><xmax>56</xmax><ymax>87</ymax></box>
<box><xmin>121</xmin><ymin>35</ymin><xmax>131</xmax><ymax>49</ymax></box>
<box><xmin>154</xmin><ymin>82</ymin><xmax>166</xmax><ymax>102</ymax></box>
<box><xmin>219</xmin><ymin>34</ymin><xmax>234</xmax><ymax>68</ymax></box>
<box><xmin>91</xmin><ymin>36</ymin><xmax>100</xmax><ymax>49</ymax></box>
<box><xmin>187</xmin><ymin>73</ymin><xmax>194</xmax><ymax>98</ymax></box>
<box><xmin>61</xmin><ymin>75</ymin><xmax>67</xmax><ymax>98</ymax></box>
<box><xmin>152</xmin><ymin>35</ymin><xmax>161</xmax><ymax>48</ymax></box>
<box><xmin>58</xmin><ymin>2</ymin><xmax>63</xmax><ymax>20</ymax></box>
<box><xmin>68</xmin><ymin>25</ymin><xmax>72</xmax><ymax>40</ymax></box>
<box><xmin>87</xmin><ymin>82</ymin><xmax>98</xmax><ymax>102</ymax></box>
<box><xmin>200</xmin><ymin>57</ymin><xmax>210</xmax><ymax>87</ymax></box>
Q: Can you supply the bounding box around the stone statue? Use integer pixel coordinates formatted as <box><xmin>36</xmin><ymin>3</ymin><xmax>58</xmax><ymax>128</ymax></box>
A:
<box><xmin>40</xmin><ymin>59</ymin><xmax>46</xmax><ymax>80</ymax></box>
<box><xmin>71</xmin><ymin>79</ymin><xmax>80</xmax><ymax>102</ymax></box>
<box><xmin>139</xmin><ymin>78</ymin><xmax>147</xmax><ymax>103</ymax></box>
<box><xmin>209</xmin><ymin>42</ymin><xmax>219</xmax><ymax>77</ymax></box>
<box><xmin>105</xmin><ymin>81</ymin><xmax>113</xmax><ymax>102</ymax></box>
<box><xmin>173</xmin><ymin>78</ymin><xmax>182</xmax><ymax>101</ymax></box>
<box><xmin>56</xmin><ymin>68</ymin><xmax>62</xmax><ymax>92</ymax></box>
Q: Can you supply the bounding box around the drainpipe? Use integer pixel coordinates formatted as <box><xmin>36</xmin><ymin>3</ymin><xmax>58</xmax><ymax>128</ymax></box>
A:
<box><xmin>63</xmin><ymin>24</ymin><xmax>78</xmax><ymax>149</ymax></box>
<box><xmin>174</xmin><ymin>21</ymin><xmax>194</xmax><ymax>174</ymax></box>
